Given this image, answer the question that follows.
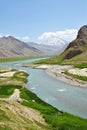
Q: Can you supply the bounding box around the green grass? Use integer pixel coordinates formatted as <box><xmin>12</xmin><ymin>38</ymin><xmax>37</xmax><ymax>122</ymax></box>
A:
<box><xmin>64</xmin><ymin>71</ymin><xmax>87</xmax><ymax>81</ymax></box>
<box><xmin>60</xmin><ymin>51</ymin><xmax>87</xmax><ymax>65</ymax></box>
<box><xmin>0</xmin><ymin>100</ymin><xmax>48</xmax><ymax>130</ymax></box>
<box><xmin>0</xmin><ymin>70</ymin><xmax>29</xmax><ymax>98</ymax></box>
<box><xmin>1</xmin><ymin>68</ymin><xmax>87</xmax><ymax>129</ymax></box>
<box><xmin>12</xmin><ymin>71</ymin><xmax>29</xmax><ymax>83</ymax></box>
<box><xmin>0</xmin><ymin>126</ymin><xmax>11</xmax><ymax>130</ymax></box>
<box><xmin>0</xmin><ymin>85</ymin><xmax>22</xmax><ymax>98</ymax></box>
<box><xmin>33</xmin><ymin>50</ymin><xmax>87</xmax><ymax>65</ymax></box>
<box><xmin>0</xmin><ymin>109</ymin><xmax>10</xmax><ymax>121</ymax></box>
<box><xmin>0</xmin><ymin>56</ymin><xmax>45</xmax><ymax>63</ymax></box>
<box><xmin>34</xmin><ymin>55</ymin><xmax>63</xmax><ymax>65</ymax></box>
<box><xmin>20</xmin><ymin>88</ymin><xmax>87</xmax><ymax>130</ymax></box>
<box><xmin>74</xmin><ymin>63</ymin><xmax>87</xmax><ymax>68</ymax></box>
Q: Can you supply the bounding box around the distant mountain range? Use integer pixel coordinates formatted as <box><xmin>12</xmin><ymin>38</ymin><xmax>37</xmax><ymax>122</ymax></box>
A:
<box><xmin>27</xmin><ymin>42</ymin><xmax>59</xmax><ymax>55</ymax></box>
<box><xmin>0</xmin><ymin>36</ymin><xmax>60</xmax><ymax>58</ymax></box>
<box><xmin>0</xmin><ymin>36</ymin><xmax>42</xmax><ymax>57</ymax></box>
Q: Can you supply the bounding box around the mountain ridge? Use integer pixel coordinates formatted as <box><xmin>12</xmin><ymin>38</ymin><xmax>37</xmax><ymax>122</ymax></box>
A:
<box><xmin>36</xmin><ymin>25</ymin><xmax>87</xmax><ymax>65</ymax></box>
<box><xmin>27</xmin><ymin>42</ymin><xmax>60</xmax><ymax>55</ymax></box>
<box><xmin>0</xmin><ymin>36</ymin><xmax>60</xmax><ymax>58</ymax></box>
<box><xmin>0</xmin><ymin>36</ymin><xmax>42</xmax><ymax>57</ymax></box>
<box><xmin>62</xmin><ymin>25</ymin><xmax>87</xmax><ymax>61</ymax></box>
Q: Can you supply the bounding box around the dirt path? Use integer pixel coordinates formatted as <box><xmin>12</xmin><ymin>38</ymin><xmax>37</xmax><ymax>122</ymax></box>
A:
<box><xmin>0</xmin><ymin>89</ymin><xmax>46</xmax><ymax>126</ymax></box>
<box><xmin>0</xmin><ymin>89</ymin><xmax>23</xmax><ymax>102</ymax></box>
<box><xmin>8</xmin><ymin>89</ymin><xmax>23</xmax><ymax>102</ymax></box>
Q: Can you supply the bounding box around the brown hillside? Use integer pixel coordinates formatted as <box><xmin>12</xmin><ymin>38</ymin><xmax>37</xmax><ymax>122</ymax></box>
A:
<box><xmin>0</xmin><ymin>36</ymin><xmax>41</xmax><ymax>57</ymax></box>
<box><xmin>63</xmin><ymin>25</ymin><xmax>87</xmax><ymax>59</ymax></box>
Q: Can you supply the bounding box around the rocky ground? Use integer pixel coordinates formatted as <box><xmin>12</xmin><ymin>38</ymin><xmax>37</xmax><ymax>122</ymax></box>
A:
<box><xmin>35</xmin><ymin>64</ymin><xmax>87</xmax><ymax>87</ymax></box>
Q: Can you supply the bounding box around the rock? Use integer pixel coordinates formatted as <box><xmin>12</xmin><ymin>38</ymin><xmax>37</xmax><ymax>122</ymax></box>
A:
<box><xmin>67</xmin><ymin>25</ymin><xmax>87</xmax><ymax>48</ymax></box>
<box><xmin>77</xmin><ymin>25</ymin><xmax>87</xmax><ymax>39</ymax></box>
<box><xmin>64</xmin><ymin>49</ymin><xmax>83</xmax><ymax>59</ymax></box>
<box><xmin>63</xmin><ymin>25</ymin><xmax>87</xmax><ymax>59</ymax></box>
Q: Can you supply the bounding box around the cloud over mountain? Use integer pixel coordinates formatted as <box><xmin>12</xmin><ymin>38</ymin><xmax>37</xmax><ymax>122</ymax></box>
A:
<box><xmin>22</xmin><ymin>36</ymin><xmax>30</xmax><ymax>42</ymax></box>
<box><xmin>38</xmin><ymin>29</ymin><xmax>78</xmax><ymax>47</ymax></box>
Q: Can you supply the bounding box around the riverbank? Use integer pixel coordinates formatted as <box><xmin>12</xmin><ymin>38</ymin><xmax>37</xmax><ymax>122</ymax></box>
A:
<box><xmin>0</xmin><ymin>56</ymin><xmax>45</xmax><ymax>63</ymax></box>
<box><xmin>35</xmin><ymin>64</ymin><xmax>87</xmax><ymax>87</ymax></box>
<box><xmin>0</xmin><ymin>68</ymin><xmax>48</xmax><ymax>130</ymax></box>
<box><xmin>0</xmin><ymin>68</ymin><xmax>87</xmax><ymax>129</ymax></box>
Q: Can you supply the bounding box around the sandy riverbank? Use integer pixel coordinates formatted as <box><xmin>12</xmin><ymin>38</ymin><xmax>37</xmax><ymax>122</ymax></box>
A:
<box><xmin>36</xmin><ymin>64</ymin><xmax>87</xmax><ymax>87</ymax></box>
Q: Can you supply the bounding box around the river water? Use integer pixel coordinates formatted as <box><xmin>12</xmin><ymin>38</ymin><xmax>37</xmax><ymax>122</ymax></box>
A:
<box><xmin>0</xmin><ymin>58</ymin><xmax>87</xmax><ymax>119</ymax></box>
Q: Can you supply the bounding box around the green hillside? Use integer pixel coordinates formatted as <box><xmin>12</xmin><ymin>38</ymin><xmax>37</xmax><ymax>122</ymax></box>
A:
<box><xmin>35</xmin><ymin>25</ymin><xmax>87</xmax><ymax>65</ymax></box>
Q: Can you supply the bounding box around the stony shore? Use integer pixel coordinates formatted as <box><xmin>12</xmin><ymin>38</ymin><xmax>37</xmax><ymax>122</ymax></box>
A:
<box><xmin>35</xmin><ymin>64</ymin><xmax>87</xmax><ymax>87</ymax></box>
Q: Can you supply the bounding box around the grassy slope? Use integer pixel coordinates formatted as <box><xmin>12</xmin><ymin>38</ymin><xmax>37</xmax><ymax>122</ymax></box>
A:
<box><xmin>1</xmin><ymin>86</ymin><xmax>87</xmax><ymax>130</ymax></box>
<box><xmin>0</xmin><ymin>69</ymin><xmax>48</xmax><ymax>130</ymax></box>
<box><xmin>34</xmin><ymin>55</ymin><xmax>64</xmax><ymax>65</ymax></box>
<box><xmin>0</xmin><ymin>69</ymin><xmax>87</xmax><ymax>130</ymax></box>
<box><xmin>74</xmin><ymin>62</ymin><xmax>87</xmax><ymax>68</ymax></box>
<box><xmin>0</xmin><ymin>101</ymin><xmax>48</xmax><ymax>130</ymax></box>
<box><xmin>0</xmin><ymin>85</ymin><xmax>22</xmax><ymax>98</ymax></box>
<box><xmin>33</xmin><ymin>41</ymin><xmax>87</xmax><ymax>65</ymax></box>
<box><xmin>34</xmin><ymin>50</ymin><xmax>87</xmax><ymax>65</ymax></box>
<box><xmin>0</xmin><ymin>70</ymin><xmax>29</xmax><ymax>97</ymax></box>
<box><xmin>63</xmin><ymin>52</ymin><xmax>87</xmax><ymax>65</ymax></box>
<box><xmin>20</xmin><ymin>88</ymin><xmax>87</xmax><ymax>130</ymax></box>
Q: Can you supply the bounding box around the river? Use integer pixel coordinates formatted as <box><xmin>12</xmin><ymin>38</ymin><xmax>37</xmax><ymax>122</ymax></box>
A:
<box><xmin>0</xmin><ymin>58</ymin><xmax>87</xmax><ymax>119</ymax></box>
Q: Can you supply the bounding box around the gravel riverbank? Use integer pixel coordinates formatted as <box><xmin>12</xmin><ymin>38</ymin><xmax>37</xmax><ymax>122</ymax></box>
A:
<box><xmin>35</xmin><ymin>64</ymin><xmax>87</xmax><ymax>87</ymax></box>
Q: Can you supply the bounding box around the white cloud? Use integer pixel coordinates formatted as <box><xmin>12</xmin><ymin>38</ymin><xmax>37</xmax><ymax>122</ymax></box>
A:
<box><xmin>0</xmin><ymin>33</ymin><xmax>10</xmax><ymax>38</ymax></box>
<box><xmin>15</xmin><ymin>36</ymin><xmax>20</xmax><ymax>40</ymax></box>
<box><xmin>38</xmin><ymin>29</ymin><xmax>78</xmax><ymax>46</ymax></box>
<box><xmin>5</xmin><ymin>34</ymin><xmax>10</xmax><ymax>37</ymax></box>
<box><xmin>0</xmin><ymin>33</ymin><xmax>3</xmax><ymax>38</ymax></box>
<box><xmin>22</xmin><ymin>36</ymin><xmax>30</xmax><ymax>42</ymax></box>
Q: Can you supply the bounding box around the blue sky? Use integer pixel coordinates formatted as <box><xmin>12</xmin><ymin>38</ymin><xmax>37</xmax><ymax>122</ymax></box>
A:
<box><xmin>0</xmin><ymin>0</ymin><xmax>87</xmax><ymax>43</ymax></box>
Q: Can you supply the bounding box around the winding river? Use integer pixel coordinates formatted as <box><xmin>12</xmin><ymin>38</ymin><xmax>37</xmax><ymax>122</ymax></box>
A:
<box><xmin>0</xmin><ymin>58</ymin><xmax>87</xmax><ymax>119</ymax></box>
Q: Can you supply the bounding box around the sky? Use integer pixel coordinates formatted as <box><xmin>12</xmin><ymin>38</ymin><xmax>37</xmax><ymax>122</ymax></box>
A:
<box><xmin>0</xmin><ymin>0</ymin><xmax>87</xmax><ymax>44</ymax></box>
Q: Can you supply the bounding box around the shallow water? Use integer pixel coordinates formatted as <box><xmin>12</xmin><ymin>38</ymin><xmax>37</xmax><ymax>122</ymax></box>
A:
<box><xmin>0</xmin><ymin>58</ymin><xmax>87</xmax><ymax>118</ymax></box>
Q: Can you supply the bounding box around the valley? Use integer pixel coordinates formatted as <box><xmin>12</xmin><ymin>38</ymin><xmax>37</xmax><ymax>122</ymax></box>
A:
<box><xmin>0</xmin><ymin>62</ymin><xmax>87</xmax><ymax>130</ymax></box>
<box><xmin>0</xmin><ymin>25</ymin><xmax>87</xmax><ymax>130</ymax></box>
<box><xmin>0</xmin><ymin>0</ymin><xmax>87</xmax><ymax>129</ymax></box>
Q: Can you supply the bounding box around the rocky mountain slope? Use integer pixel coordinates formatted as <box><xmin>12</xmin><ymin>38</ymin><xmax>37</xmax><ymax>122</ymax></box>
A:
<box><xmin>63</xmin><ymin>25</ymin><xmax>87</xmax><ymax>60</ymax></box>
<box><xmin>36</xmin><ymin>25</ymin><xmax>87</xmax><ymax>65</ymax></box>
<box><xmin>28</xmin><ymin>42</ymin><xmax>59</xmax><ymax>55</ymax></box>
<box><xmin>0</xmin><ymin>36</ymin><xmax>59</xmax><ymax>58</ymax></box>
<box><xmin>0</xmin><ymin>36</ymin><xmax>41</xmax><ymax>57</ymax></box>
